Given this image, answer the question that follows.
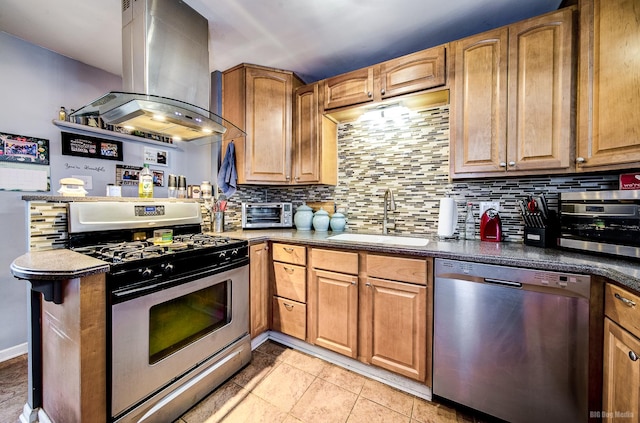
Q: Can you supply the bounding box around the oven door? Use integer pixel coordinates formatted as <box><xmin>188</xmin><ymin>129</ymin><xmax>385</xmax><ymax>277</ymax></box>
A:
<box><xmin>111</xmin><ymin>264</ymin><xmax>249</xmax><ymax>418</ymax></box>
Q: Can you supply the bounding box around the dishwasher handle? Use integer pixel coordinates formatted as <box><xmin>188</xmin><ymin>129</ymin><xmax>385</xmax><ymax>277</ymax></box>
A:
<box><xmin>484</xmin><ymin>278</ymin><xmax>523</xmax><ymax>289</ymax></box>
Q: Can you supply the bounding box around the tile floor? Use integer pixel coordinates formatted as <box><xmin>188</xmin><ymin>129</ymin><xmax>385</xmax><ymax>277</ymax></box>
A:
<box><xmin>0</xmin><ymin>341</ymin><xmax>496</xmax><ymax>423</ymax></box>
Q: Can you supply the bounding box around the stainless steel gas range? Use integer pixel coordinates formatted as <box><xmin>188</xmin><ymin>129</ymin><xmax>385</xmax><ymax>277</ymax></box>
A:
<box><xmin>68</xmin><ymin>201</ymin><xmax>251</xmax><ymax>423</ymax></box>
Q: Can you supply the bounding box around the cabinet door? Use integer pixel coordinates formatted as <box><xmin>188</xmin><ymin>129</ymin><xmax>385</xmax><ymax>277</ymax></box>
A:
<box><xmin>507</xmin><ymin>8</ymin><xmax>575</xmax><ymax>173</ymax></box>
<box><xmin>245</xmin><ymin>66</ymin><xmax>293</xmax><ymax>183</ymax></box>
<box><xmin>362</xmin><ymin>277</ymin><xmax>427</xmax><ymax>382</ymax></box>
<box><xmin>577</xmin><ymin>0</ymin><xmax>640</xmax><ymax>171</ymax></box>
<box><xmin>379</xmin><ymin>45</ymin><xmax>446</xmax><ymax>99</ymax></box>
<box><xmin>324</xmin><ymin>67</ymin><xmax>374</xmax><ymax>110</ymax></box>
<box><xmin>603</xmin><ymin>318</ymin><xmax>640</xmax><ymax>422</ymax></box>
<box><xmin>294</xmin><ymin>83</ymin><xmax>321</xmax><ymax>184</ymax></box>
<box><xmin>451</xmin><ymin>28</ymin><xmax>508</xmax><ymax>175</ymax></box>
<box><xmin>309</xmin><ymin>269</ymin><xmax>358</xmax><ymax>358</ymax></box>
<box><xmin>249</xmin><ymin>243</ymin><xmax>270</xmax><ymax>338</ymax></box>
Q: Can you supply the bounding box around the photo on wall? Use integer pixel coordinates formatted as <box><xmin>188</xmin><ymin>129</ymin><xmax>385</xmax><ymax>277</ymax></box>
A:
<box><xmin>0</xmin><ymin>131</ymin><xmax>50</xmax><ymax>165</ymax></box>
<box><xmin>61</xmin><ymin>132</ymin><xmax>123</xmax><ymax>161</ymax></box>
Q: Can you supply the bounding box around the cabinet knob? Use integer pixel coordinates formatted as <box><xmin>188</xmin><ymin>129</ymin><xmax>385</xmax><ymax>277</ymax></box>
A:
<box><xmin>615</xmin><ymin>292</ymin><xmax>636</xmax><ymax>307</ymax></box>
<box><xmin>286</xmin><ymin>176</ymin><xmax>291</xmax><ymax>181</ymax></box>
<box><xmin>499</xmin><ymin>162</ymin><xmax>507</xmax><ymax>168</ymax></box>
<box><xmin>630</xmin><ymin>351</ymin><xmax>639</xmax><ymax>361</ymax></box>
<box><xmin>365</xmin><ymin>283</ymin><xmax>372</xmax><ymax>288</ymax></box>
<box><xmin>381</xmin><ymin>88</ymin><xmax>386</xmax><ymax>95</ymax></box>
<box><xmin>576</xmin><ymin>157</ymin><xmax>586</xmax><ymax>164</ymax></box>
<box><xmin>367</xmin><ymin>91</ymin><xmax>373</xmax><ymax>98</ymax></box>
<box><xmin>508</xmin><ymin>161</ymin><xmax>516</xmax><ymax>167</ymax></box>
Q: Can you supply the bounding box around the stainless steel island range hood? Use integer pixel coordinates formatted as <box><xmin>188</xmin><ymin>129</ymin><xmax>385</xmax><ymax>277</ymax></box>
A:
<box><xmin>71</xmin><ymin>0</ymin><xmax>243</xmax><ymax>142</ymax></box>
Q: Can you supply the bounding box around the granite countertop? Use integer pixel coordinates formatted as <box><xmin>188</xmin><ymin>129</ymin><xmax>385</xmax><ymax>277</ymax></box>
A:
<box><xmin>21</xmin><ymin>195</ymin><xmax>201</xmax><ymax>203</ymax></box>
<box><xmin>219</xmin><ymin>228</ymin><xmax>640</xmax><ymax>293</ymax></box>
<box><xmin>10</xmin><ymin>249</ymin><xmax>109</xmax><ymax>281</ymax></box>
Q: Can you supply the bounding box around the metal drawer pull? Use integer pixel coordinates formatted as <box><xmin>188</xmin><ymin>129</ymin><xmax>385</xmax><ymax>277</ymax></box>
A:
<box><xmin>283</xmin><ymin>267</ymin><xmax>295</xmax><ymax>274</ymax></box>
<box><xmin>283</xmin><ymin>247</ymin><xmax>294</xmax><ymax>253</ymax></box>
<box><xmin>630</xmin><ymin>351</ymin><xmax>639</xmax><ymax>361</ymax></box>
<box><xmin>283</xmin><ymin>303</ymin><xmax>294</xmax><ymax>310</ymax></box>
<box><xmin>615</xmin><ymin>293</ymin><xmax>636</xmax><ymax>307</ymax></box>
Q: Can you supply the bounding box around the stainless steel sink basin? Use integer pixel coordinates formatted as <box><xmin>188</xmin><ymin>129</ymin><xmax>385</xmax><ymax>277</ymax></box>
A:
<box><xmin>326</xmin><ymin>233</ymin><xmax>429</xmax><ymax>247</ymax></box>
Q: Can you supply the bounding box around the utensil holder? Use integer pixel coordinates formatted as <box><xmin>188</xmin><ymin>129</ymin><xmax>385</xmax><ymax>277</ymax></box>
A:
<box><xmin>213</xmin><ymin>211</ymin><xmax>224</xmax><ymax>233</ymax></box>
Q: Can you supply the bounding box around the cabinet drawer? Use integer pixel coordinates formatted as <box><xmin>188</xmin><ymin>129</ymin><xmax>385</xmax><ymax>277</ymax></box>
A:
<box><xmin>366</xmin><ymin>254</ymin><xmax>428</xmax><ymax>285</ymax></box>
<box><xmin>311</xmin><ymin>248</ymin><xmax>358</xmax><ymax>274</ymax></box>
<box><xmin>273</xmin><ymin>262</ymin><xmax>306</xmax><ymax>303</ymax></box>
<box><xmin>605</xmin><ymin>284</ymin><xmax>640</xmax><ymax>339</ymax></box>
<box><xmin>272</xmin><ymin>297</ymin><xmax>306</xmax><ymax>340</ymax></box>
<box><xmin>272</xmin><ymin>243</ymin><xmax>306</xmax><ymax>265</ymax></box>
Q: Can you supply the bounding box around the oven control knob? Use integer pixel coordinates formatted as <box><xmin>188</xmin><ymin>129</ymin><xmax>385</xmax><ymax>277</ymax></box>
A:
<box><xmin>163</xmin><ymin>263</ymin><xmax>175</xmax><ymax>275</ymax></box>
<box><xmin>218</xmin><ymin>251</ymin><xmax>227</xmax><ymax>259</ymax></box>
<box><xmin>231</xmin><ymin>249</ymin><xmax>239</xmax><ymax>256</ymax></box>
<box><xmin>140</xmin><ymin>268</ymin><xmax>154</xmax><ymax>279</ymax></box>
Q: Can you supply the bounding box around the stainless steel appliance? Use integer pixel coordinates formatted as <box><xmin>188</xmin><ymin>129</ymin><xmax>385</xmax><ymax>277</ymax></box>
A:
<box><xmin>68</xmin><ymin>201</ymin><xmax>251</xmax><ymax>423</ymax></box>
<box><xmin>559</xmin><ymin>190</ymin><xmax>640</xmax><ymax>259</ymax></box>
<box><xmin>241</xmin><ymin>202</ymin><xmax>293</xmax><ymax>228</ymax></box>
<box><xmin>433</xmin><ymin>259</ymin><xmax>591</xmax><ymax>423</ymax></box>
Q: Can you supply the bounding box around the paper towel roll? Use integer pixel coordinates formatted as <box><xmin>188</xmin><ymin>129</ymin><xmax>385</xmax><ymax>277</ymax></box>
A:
<box><xmin>437</xmin><ymin>198</ymin><xmax>458</xmax><ymax>237</ymax></box>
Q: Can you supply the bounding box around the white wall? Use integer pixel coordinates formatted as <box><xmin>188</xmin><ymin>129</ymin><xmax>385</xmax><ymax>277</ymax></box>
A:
<box><xmin>0</xmin><ymin>32</ymin><xmax>216</xmax><ymax>354</ymax></box>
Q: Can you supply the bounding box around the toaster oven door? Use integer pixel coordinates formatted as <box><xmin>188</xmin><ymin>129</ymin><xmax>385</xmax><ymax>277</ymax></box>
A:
<box><xmin>242</xmin><ymin>204</ymin><xmax>284</xmax><ymax>228</ymax></box>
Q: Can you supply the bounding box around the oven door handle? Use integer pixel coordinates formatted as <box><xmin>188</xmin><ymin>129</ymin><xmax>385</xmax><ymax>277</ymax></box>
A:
<box><xmin>111</xmin><ymin>258</ymin><xmax>248</xmax><ymax>303</ymax></box>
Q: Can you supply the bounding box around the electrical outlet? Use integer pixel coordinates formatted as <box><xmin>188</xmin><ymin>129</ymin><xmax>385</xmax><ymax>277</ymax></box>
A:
<box><xmin>480</xmin><ymin>201</ymin><xmax>500</xmax><ymax>216</ymax></box>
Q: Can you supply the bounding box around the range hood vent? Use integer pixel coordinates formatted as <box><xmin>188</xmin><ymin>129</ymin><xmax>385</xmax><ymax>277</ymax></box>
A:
<box><xmin>71</xmin><ymin>0</ymin><xmax>244</xmax><ymax>143</ymax></box>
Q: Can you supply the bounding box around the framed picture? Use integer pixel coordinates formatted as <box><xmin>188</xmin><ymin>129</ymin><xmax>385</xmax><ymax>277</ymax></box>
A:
<box><xmin>152</xmin><ymin>170</ymin><xmax>164</xmax><ymax>187</ymax></box>
<box><xmin>116</xmin><ymin>164</ymin><xmax>141</xmax><ymax>186</ymax></box>
<box><xmin>0</xmin><ymin>131</ymin><xmax>50</xmax><ymax>165</ymax></box>
<box><xmin>61</xmin><ymin>132</ymin><xmax>123</xmax><ymax>161</ymax></box>
<box><xmin>144</xmin><ymin>147</ymin><xmax>169</xmax><ymax>167</ymax></box>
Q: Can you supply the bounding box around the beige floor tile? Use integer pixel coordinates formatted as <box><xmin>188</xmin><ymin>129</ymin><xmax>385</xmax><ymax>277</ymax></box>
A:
<box><xmin>317</xmin><ymin>363</ymin><xmax>366</xmax><ymax>394</ymax></box>
<box><xmin>181</xmin><ymin>382</ymin><xmax>249</xmax><ymax>423</ymax></box>
<box><xmin>255</xmin><ymin>340</ymin><xmax>289</xmax><ymax>361</ymax></box>
<box><xmin>412</xmin><ymin>397</ymin><xmax>457</xmax><ymax>423</ymax></box>
<box><xmin>360</xmin><ymin>379</ymin><xmax>414</xmax><ymax>416</ymax></box>
<box><xmin>290</xmin><ymin>378</ymin><xmax>358</xmax><ymax>423</ymax></box>
<box><xmin>231</xmin><ymin>350</ymin><xmax>281</xmax><ymax>391</ymax></box>
<box><xmin>219</xmin><ymin>392</ymin><xmax>288</xmax><ymax>423</ymax></box>
<box><xmin>282</xmin><ymin>349</ymin><xmax>327</xmax><ymax>376</ymax></box>
<box><xmin>252</xmin><ymin>363</ymin><xmax>316</xmax><ymax>412</ymax></box>
<box><xmin>347</xmin><ymin>397</ymin><xmax>410</xmax><ymax>423</ymax></box>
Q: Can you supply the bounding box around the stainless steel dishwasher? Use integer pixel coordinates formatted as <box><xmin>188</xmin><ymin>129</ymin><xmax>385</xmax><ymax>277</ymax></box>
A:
<box><xmin>433</xmin><ymin>258</ymin><xmax>591</xmax><ymax>423</ymax></box>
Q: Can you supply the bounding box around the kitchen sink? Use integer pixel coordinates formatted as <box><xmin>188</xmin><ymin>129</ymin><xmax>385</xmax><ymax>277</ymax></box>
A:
<box><xmin>326</xmin><ymin>233</ymin><xmax>429</xmax><ymax>247</ymax></box>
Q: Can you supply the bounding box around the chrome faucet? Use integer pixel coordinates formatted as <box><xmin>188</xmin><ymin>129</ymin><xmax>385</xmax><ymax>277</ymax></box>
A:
<box><xmin>382</xmin><ymin>188</ymin><xmax>396</xmax><ymax>233</ymax></box>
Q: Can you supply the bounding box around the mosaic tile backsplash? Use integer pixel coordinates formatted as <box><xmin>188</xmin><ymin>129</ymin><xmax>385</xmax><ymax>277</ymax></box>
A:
<box><xmin>225</xmin><ymin>104</ymin><xmax>620</xmax><ymax>242</ymax></box>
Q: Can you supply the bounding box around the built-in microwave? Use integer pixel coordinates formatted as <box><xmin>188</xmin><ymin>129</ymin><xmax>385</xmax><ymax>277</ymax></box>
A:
<box><xmin>241</xmin><ymin>202</ymin><xmax>293</xmax><ymax>229</ymax></box>
<box><xmin>559</xmin><ymin>190</ymin><xmax>640</xmax><ymax>260</ymax></box>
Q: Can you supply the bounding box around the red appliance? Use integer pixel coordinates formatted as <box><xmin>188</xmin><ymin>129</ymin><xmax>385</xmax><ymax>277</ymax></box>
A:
<box><xmin>480</xmin><ymin>208</ymin><xmax>502</xmax><ymax>242</ymax></box>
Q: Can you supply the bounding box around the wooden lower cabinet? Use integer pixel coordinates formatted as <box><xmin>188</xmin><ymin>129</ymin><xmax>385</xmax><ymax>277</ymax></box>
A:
<box><xmin>602</xmin><ymin>318</ymin><xmax>640</xmax><ymax>421</ymax></box>
<box><xmin>308</xmin><ymin>268</ymin><xmax>359</xmax><ymax>357</ymax></box>
<box><xmin>249</xmin><ymin>242</ymin><xmax>270</xmax><ymax>338</ymax></box>
<box><xmin>272</xmin><ymin>297</ymin><xmax>306</xmax><ymax>340</ymax></box>
<box><xmin>361</xmin><ymin>277</ymin><xmax>427</xmax><ymax>381</ymax></box>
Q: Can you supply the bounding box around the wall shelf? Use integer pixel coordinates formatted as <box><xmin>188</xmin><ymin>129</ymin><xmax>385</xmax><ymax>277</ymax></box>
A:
<box><xmin>52</xmin><ymin>120</ymin><xmax>179</xmax><ymax>149</ymax></box>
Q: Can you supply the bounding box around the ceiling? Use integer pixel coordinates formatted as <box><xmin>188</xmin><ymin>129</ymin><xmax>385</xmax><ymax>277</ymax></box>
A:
<box><xmin>0</xmin><ymin>0</ymin><xmax>563</xmax><ymax>83</ymax></box>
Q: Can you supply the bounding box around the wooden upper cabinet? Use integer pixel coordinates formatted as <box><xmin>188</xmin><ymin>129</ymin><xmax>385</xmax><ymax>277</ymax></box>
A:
<box><xmin>577</xmin><ymin>0</ymin><xmax>640</xmax><ymax>171</ymax></box>
<box><xmin>451</xmin><ymin>8</ymin><xmax>576</xmax><ymax>178</ymax></box>
<box><xmin>379</xmin><ymin>45</ymin><xmax>446</xmax><ymax>99</ymax></box>
<box><xmin>323</xmin><ymin>45</ymin><xmax>448</xmax><ymax>111</ymax></box>
<box><xmin>222</xmin><ymin>64</ymin><xmax>302</xmax><ymax>184</ymax></box>
<box><xmin>324</xmin><ymin>67</ymin><xmax>374</xmax><ymax>110</ymax></box>
<box><xmin>293</xmin><ymin>83</ymin><xmax>338</xmax><ymax>185</ymax></box>
<box><xmin>451</xmin><ymin>28</ymin><xmax>509</xmax><ymax>175</ymax></box>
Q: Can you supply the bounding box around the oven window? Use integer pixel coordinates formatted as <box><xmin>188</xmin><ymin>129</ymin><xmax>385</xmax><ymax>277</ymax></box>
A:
<box><xmin>149</xmin><ymin>281</ymin><xmax>231</xmax><ymax>364</ymax></box>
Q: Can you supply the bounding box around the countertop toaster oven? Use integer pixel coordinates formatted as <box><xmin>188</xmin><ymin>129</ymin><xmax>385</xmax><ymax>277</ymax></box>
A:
<box><xmin>241</xmin><ymin>202</ymin><xmax>293</xmax><ymax>229</ymax></box>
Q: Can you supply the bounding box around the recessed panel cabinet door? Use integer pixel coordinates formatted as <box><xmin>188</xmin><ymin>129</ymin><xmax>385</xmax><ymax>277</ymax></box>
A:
<box><xmin>507</xmin><ymin>8</ymin><xmax>575</xmax><ymax>172</ymax></box>
<box><xmin>451</xmin><ymin>28</ymin><xmax>508</xmax><ymax>174</ymax></box>
<box><xmin>309</xmin><ymin>269</ymin><xmax>358</xmax><ymax>358</ymax></box>
<box><xmin>577</xmin><ymin>0</ymin><xmax>640</xmax><ymax>171</ymax></box>
<box><xmin>294</xmin><ymin>84</ymin><xmax>320</xmax><ymax>184</ymax></box>
<box><xmin>324</xmin><ymin>67</ymin><xmax>374</xmax><ymax>110</ymax></box>
<box><xmin>249</xmin><ymin>243</ymin><xmax>269</xmax><ymax>338</ymax></box>
<box><xmin>379</xmin><ymin>45</ymin><xmax>447</xmax><ymax>99</ymax></box>
<box><xmin>245</xmin><ymin>67</ymin><xmax>293</xmax><ymax>183</ymax></box>
<box><xmin>363</xmin><ymin>277</ymin><xmax>427</xmax><ymax>382</ymax></box>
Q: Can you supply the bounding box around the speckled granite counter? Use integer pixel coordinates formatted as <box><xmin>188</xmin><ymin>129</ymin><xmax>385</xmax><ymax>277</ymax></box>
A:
<box><xmin>217</xmin><ymin>228</ymin><xmax>640</xmax><ymax>293</ymax></box>
<box><xmin>10</xmin><ymin>249</ymin><xmax>109</xmax><ymax>280</ymax></box>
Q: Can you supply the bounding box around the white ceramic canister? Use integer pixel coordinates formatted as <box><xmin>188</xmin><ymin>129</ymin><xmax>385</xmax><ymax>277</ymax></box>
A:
<box><xmin>200</xmin><ymin>181</ymin><xmax>212</xmax><ymax>199</ymax></box>
<box><xmin>312</xmin><ymin>208</ymin><xmax>330</xmax><ymax>231</ymax></box>
<box><xmin>294</xmin><ymin>203</ymin><xmax>313</xmax><ymax>230</ymax></box>
<box><xmin>329</xmin><ymin>212</ymin><xmax>346</xmax><ymax>232</ymax></box>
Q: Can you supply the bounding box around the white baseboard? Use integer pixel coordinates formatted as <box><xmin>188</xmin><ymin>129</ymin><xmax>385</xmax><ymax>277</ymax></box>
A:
<box><xmin>0</xmin><ymin>342</ymin><xmax>27</xmax><ymax>362</ymax></box>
